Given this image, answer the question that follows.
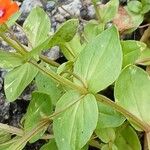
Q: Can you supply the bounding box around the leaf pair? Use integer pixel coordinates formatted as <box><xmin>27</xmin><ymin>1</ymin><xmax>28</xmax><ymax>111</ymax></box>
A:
<box><xmin>3</xmin><ymin>7</ymin><xmax>79</xmax><ymax>102</ymax></box>
<box><xmin>24</xmin><ymin>7</ymin><xmax>79</xmax><ymax>60</ymax></box>
<box><xmin>96</xmin><ymin>125</ymin><xmax>141</xmax><ymax>150</ymax></box>
<box><xmin>53</xmin><ymin>26</ymin><xmax>123</xmax><ymax>150</ymax></box>
<box><xmin>96</xmin><ymin>100</ymin><xmax>141</xmax><ymax>150</ymax></box>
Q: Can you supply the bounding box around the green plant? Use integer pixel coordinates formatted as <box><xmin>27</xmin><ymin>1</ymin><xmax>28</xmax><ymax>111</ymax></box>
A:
<box><xmin>0</xmin><ymin>0</ymin><xmax>150</xmax><ymax>149</ymax></box>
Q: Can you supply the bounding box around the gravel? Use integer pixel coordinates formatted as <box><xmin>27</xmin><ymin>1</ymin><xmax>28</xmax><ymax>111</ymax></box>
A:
<box><xmin>0</xmin><ymin>0</ymin><xmax>129</xmax><ymax>149</ymax></box>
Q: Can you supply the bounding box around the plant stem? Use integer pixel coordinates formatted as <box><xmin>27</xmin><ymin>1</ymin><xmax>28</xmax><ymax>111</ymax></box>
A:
<box><xmin>0</xmin><ymin>122</ymin><xmax>54</xmax><ymax>140</ymax></box>
<box><xmin>47</xmin><ymin>95</ymin><xmax>85</xmax><ymax>120</ymax></box>
<box><xmin>136</xmin><ymin>57</ymin><xmax>150</xmax><ymax>65</ymax></box>
<box><xmin>30</xmin><ymin>60</ymin><xmax>87</xmax><ymax>94</ymax></box>
<box><xmin>95</xmin><ymin>94</ymin><xmax>150</xmax><ymax>132</ymax></box>
<box><xmin>30</xmin><ymin>59</ymin><xmax>150</xmax><ymax>132</ymax></box>
<box><xmin>0</xmin><ymin>33</ymin><xmax>26</xmax><ymax>55</ymax></box>
<box><xmin>14</xmin><ymin>23</ymin><xmax>60</xmax><ymax>67</ymax></box>
<box><xmin>41</xmin><ymin>134</ymin><xmax>54</xmax><ymax>140</ymax></box>
<box><xmin>0</xmin><ymin>95</ymin><xmax>84</xmax><ymax>137</ymax></box>
<box><xmin>144</xmin><ymin>133</ymin><xmax>149</xmax><ymax>150</ymax></box>
<box><xmin>140</xmin><ymin>26</ymin><xmax>150</xmax><ymax>47</ymax></box>
<box><xmin>12</xmin><ymin>119</ymin><xmax>50</xmax><ymax>150</ymax></box>
<box><xmin>0</xmin><ymin>33</ymin><xmax>60</xmax><ymax>67</ymax></box>
<box><xmin>60</xmin><ymin>70</ymin><xmax>87</xmax><ymax>88</ymax></box>
<box><xmin>0</xmin><ymin>123</ymin><xmax>24</xmax><ymax>136</ymax></box>
<box><xmin>63</xmin><ymin>44</ymin><xmax>76</xmax><ymax>59</ymax></box>
<box><xmin>39</xmin><ymin>55</ymin><xmax>60</xmax><ymax>67</ymax></box>
<box><xmin>146</xmin><ymin>132</ymin><xmax>150</xmax><ymax>150</ymax></box>
<box><xmin>7</xmin><ymin>29</ymin><xmax>28</xmax><ymax>54</ymax></box>
<box><xmin>139</xmin><ymin>23</ymin><xmax>150</xmax><ymax>29</ymax></box>
<box><xmin>0</xmin><ymin>138</ymin><xmax>19</xmax><ymax>147</ymax></box>
<box><xmin>89</xmin><ymin>139</ymin><xmax>101</xmax><ymax>149</ymax></box>
<box><xmin>92</xmin><ymin>0</ymin><xmax>101</xmax><ymax>24</ymax></box>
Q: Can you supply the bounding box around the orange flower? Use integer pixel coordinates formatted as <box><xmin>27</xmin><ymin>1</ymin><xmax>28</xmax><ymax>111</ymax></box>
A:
<box><xmin>0</xmin><ymin>0</ymin><xmax>19</xmax><ymax>24</ymax></box>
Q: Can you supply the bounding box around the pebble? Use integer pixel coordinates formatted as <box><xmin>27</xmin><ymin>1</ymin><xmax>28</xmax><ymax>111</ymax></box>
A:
<box><xmin>58</xmin><ymin>0</ymin><xmax>82</xmax><ymax>17</ymax></box>
<box><xmin>0</xmin><ymin>93</ymin><xmax>10</xmax><ymax>122</ymax></box>
<box><xmin>19</xmin><ymin>0</ymin><xmax>43</xmax><ymax>22</ymax></box>
<box><xmin>12</xmin><ymin>25</ymin><xmax>28</xmax><ymax>45</ymax></box>
<box><xmin>44</xmin><ymin>46</ymin><xmax>60</xmax><ymax>60</ymax></box>
<box><xmin>46</xmin><ymin>1</ymin><xmax>56</xmax><ymax>12</ymax></box>
<box><xmin>0</xmin><ymin>77</ymin><xmax>3</xmax><ymax>91</ymax></box>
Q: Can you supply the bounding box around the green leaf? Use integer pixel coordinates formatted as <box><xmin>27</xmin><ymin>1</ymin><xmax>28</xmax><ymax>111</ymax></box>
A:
<box><xmin>141</xmin><ymin>1</ymin><xmax>150</xmax><ymax>14</ymax></box>
<box><xmin>40</xmin><ymin>139</ymin><xmax>58</xmax><ymax>150</ymax></box>
<box><xmin>53</xmin><ymin>91</ymin><xmax>98</xmax><ymax>150</ymax></box>
<box><xmin>27</xmin><ymin>19</ymin><xmax>79</xmax><ymax>58</ymax></box>
<box><xmin>141</xmin><ymin>0</ymin><xmax>150</xmax><ymax>4</ymax></box>
<box><xmin>24</xmin><ymin>92</ymin><xmax>53</xmax><ymax>143</ymax></box>
<box><xmin>125</xmin><ymin>7</ymin><xmax>144</xmax><ymax>33</ymax></box>
<box><xmin>136</xmin><ymin>48</ymin><xmax>150</xmax><ymax>65</ymax></box>
<box><xmin>6</xmin><ymin>139</ymin><xmax>28</xmax><ymax>150</ymax></box>
<box><xmin>57</xmin><ymin>61</ymin><xmax>73</xmax><ymax>75</ymax></box>
<box><xmin>99</xmin><ymin>0</ymin><xmax>119</xmax><ymax>23</ymax></box>
<box><xmin>0</xmin><ymin>50</ymin><xmax>24</xmax><ymax>68</ymax></box>
<box><xmin>23</xmin><ymin>7</ymin><xmax>51</xmax><ymax>48</ymax></box>
<box><xmin>36</xmin><ymin>72</ymin><xmax>63</xmax><ymax>105</ymax></box>
<box><xmin>4</xmin><ymin>63</ymin><xmax>38</xmax><ymax>101</ymax></box>
<box><xmin>60</xmin><ymin>34</ymin><xmax>83</xmax><ymax>61</ymax></box>
<box><xmin>121</xmin><ymin>40</ymin><xmax>146</xmax><ymax>68</ymax></box>
<box><xmin>84</xmin><ymin>20</ymin><xmax>103</xmax><ymax>41</ymax></box>
<box><xmin>127</xmin><ymin>1</ymin><xmax>143</xmax><ymax>14</ymax></box>
<box><xmin>95</xmin><ymin>127</ymin><xmax>116</xmax><ymax>143</ymax></box>
<box><xmin>115</xmin><ymin>65</ymin><xmax>150</xmax><ymax>130</ymax></box>
<box><xmin>81</xmin><ymin>145</ymin><xmax>89</xmax><ymax>150</ymax></box>
<box><xmin>0</xmin><ymin>137</ymin><xmax>19</xmax><ymax>150</ymax></box>
<box><xmin>114</xmin><ymin>125</ymin><xmax>141</xmax><ymax>150</ymax></box>
<box><xmin>97</xmin><ymin>102</ymin><xmax>125</xmax><ymax>128</ymax></box>
<box><xmin>101</xmin><ymin>144</ymin><xmax>118</xmax><ymax>150</ymax></box>
<box><xmin>0</xmin><ymin>130</ymin><xmax>11</xmax><ymax>144</ymax></box>
<box><xmin>7</xmin><ymin>11</ymin><xmax>21</xmax><ymax>27</ymax></box>
<box><xmin>0</xmin><ymin>12</ymin><xmax>21</xmax><ymax>33</ymax></box>
<box><xmin>6</xmin><ymin>121</ymin><xmax>48</xmax><ymax>150</ymax></box>
<box><xmin>49</xmin><ymin>19</ymin><xmax>79</xmax><ymax>45</ymax></box>
<box><xmin>0</xmin><ymin>24</ymin><xmax>7</xmax><ymax>33</ymax></box>
<box><xmin>74</xmin><ymin>26</ymin><xmax>122</xmax><ymax>93</ymax></box>
<box><xmin>0</xmin><ymin>143</ymin><xmax>14</xmax><ymax>149</ymax></box>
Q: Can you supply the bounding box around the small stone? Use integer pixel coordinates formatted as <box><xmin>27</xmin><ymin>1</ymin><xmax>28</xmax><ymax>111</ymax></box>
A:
<box><xmin>19</xmin><ymin>0</ymin><xmax>43</xmax><ymax>22</ymax></box>
<box><xmin>57</xmin><ymin>0</ymin><xmax>73</xmax><ymax>5</ymax></box>
<box><xmin>87</xmin><ymin>5</ymin><xmax>95</xmax><ymax>19</ymax></box>
<box><xmin>19</xmin><ymin>83</ymin><xmax>36</xmax><ymax>101</ymax></box>
<box><xmin>0</xmin><ymin>93</ymin><xmax>10</xmax><ymax>122</ymax></box>
<box><xmin>0</xmin><ymin>77</ymin><xmax>3</xmax><ymax>91</ymax></box>
<box><xmin>12</xmin><ymin>25</ymin><xmax>28</xmax><ymax>45</ymax></box>
<box><xmin>1</xmin><ymin>69</ymin><xmax>7</xmax><ymax>79</ymax></box>
<box><xmin>58</xmin><ymin>0</ymin><xmax>82</xmax><ymax>17</ymax></box>
<box><xmin>45</xmin><ymin>46</ymin><xmax>60</xmax><ymax>60</ymax></box>
<box><xmin>80</xmin><ymin>6</ymin><xmax>88</xmax><ymax>20</ymax></box>
<box><xmin>9</xmin><ymin>100</ymin><xmax>29</xmax><ymax>127</ymax></box>
<box><xmin>46</xmin><ymin>1</ymin><xmax>56</xmax><ymax>12</ymax></box>
<box><xmin>54</xmin><ymin>14</ymin><xmax>65</xmax><ymax>22</ymax></box>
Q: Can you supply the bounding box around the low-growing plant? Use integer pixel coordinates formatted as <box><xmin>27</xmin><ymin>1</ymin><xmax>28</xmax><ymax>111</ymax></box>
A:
<box><xmin>0</xmin><ymin>0</ymin><xmax>150</xmax><ymax>149</ymax></box>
